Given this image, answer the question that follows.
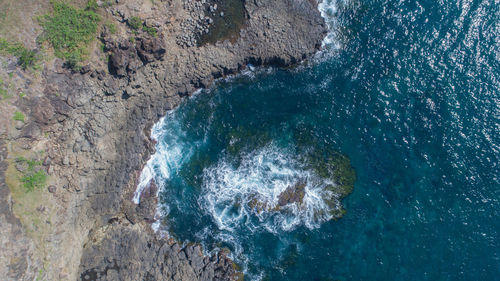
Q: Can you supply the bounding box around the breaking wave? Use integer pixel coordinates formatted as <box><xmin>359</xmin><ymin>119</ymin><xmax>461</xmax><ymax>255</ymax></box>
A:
<box><xmin>133</xmin><ymin>114</ymin><xmax>196</xmax><ymax>204</ymax></box>
<box><xmin>200</xmin><ymin>144</ymin><xmax>338</xmax><ymax>233</ymax></box>
<box><xmin>318</xmin><ymin>0</ymin><xmax>341</xmax><ymax>48</ymax></box>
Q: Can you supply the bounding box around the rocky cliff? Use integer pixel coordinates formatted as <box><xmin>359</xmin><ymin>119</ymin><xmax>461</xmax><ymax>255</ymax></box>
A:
<box><xmin>0</xmin><ymin>0</ymin><xmax>326</xmax><ymax>280</ymax></box>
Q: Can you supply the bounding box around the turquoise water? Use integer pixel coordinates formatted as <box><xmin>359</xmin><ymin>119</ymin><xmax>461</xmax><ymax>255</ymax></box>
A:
<box><xmin>137</xmin><ymin>0</ymin><xmax>500</xmax><ymax>279</ymax></box>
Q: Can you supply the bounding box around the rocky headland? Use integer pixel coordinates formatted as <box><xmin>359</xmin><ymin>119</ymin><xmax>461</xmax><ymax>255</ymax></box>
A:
<box><xmin>0</xmin><ymin>0</ymin><xmax>326</xmax><ymax>280</ymax></box>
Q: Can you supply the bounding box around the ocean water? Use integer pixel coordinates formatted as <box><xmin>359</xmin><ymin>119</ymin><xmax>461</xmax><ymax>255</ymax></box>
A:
<box><xmin>136</xmin><ymin>0</ymin><xmax>500</xmax><ymax>280</ymax></box>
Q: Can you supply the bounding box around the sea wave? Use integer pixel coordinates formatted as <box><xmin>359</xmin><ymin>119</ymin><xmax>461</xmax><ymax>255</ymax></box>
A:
<box><xmin>318</xmin><ymin>0</ymin><xmax>341</xmax><ymax>48</ymax></box>
<box><xmin>199</xmin><ymin>144</ymin><xmax>337</xmax><ymax>234</ymax></box>
<box><xmin>133</xmin><ymin>114</ymin><xmax>195</xmax><ymax>204</ymax></box>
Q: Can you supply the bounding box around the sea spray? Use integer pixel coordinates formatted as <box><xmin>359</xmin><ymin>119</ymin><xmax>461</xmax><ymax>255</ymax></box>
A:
<box><xmin>200</xmin><ymin>144</ymin><xmax>339</xmax><ymax>233</ymax></box>
<box><xmin>133</xmin><ymin>114</ymin><xmax>198</xmax><ymax>204</ymax></box>
<box><xmin>318</xmin><ymin>0</ymin><xmax>340</xmax><ymax>48</ymax></box>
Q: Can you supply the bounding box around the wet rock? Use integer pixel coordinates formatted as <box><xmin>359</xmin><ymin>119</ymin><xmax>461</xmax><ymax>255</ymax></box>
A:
<box><xmin>278</xmin><ymin>181</ymin><xmax>306</xmax><ymax>207</ymax></box>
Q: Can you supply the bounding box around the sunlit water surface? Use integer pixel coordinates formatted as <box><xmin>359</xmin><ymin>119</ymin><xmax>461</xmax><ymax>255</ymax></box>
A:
<box><xmin>136</xmin><ymin>0</ymin><xmax>500</xmax><ymax>279</ymax></box>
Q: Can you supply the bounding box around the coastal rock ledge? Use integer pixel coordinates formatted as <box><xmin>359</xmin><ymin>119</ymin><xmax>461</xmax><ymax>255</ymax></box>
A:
<box><xmin>0</xmin><ymin>0</ymin><xmax>326</xmax><ymax>280</ymax></box>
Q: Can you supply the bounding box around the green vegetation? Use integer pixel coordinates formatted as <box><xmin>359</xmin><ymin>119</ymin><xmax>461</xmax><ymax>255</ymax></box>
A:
<box><xmin>330</xmin><ymin>153</ymin><xmax>356</xmax><ymax>196</ymax></box>
<box><xmin>291</xmin><ymin>124</ymin><xmax>356</xmax><ymax>218</ymax></box>
<box><xmin>39</xmin><ymin>1</ymin><xmax>100</xmax><ymax>69</ymax></box>
<box><xmin>307</xmin><ymin>149</ymin><xmax>355</xmax><ymax>197</ymax></box>
<box><xmin>0</xmin><ymin>38</ymin><xmax>37</xmax><ymax>70</ymax></box>
<box><xmin>36</xmin><ymin>268</ymin><xmax>44</xmax><ymax>281</ymax></box>
<box><xmin>127</xmin><ymin>16</ymin><xmax>142</xmax><ymax>30</ymax></box>
<box><xmin>143</xmin><ymin>25</ymin><xmax>157</xmax><ymax>37</ymax></box>
<box><xmin>105</xmin><ymin>22</ymin><xmax>117</xmax><ymax>34</ymax></box>
<box><xmin>85</xmin><ymin>0</ymin><xmax>99</xmax><ymax>12</ymax></box>
<box><xmin>101</xmin><ymin>0</ymin><xmax>115</xmax><ymax>8</ymax></box>
<box><xmin>100</xmin><ymin>42</ymin><xmax>107</xmax><ymax>53</ymax></box>
<box><xmin>127</xmin><ymin>16</ymin><xmax>157</xmax><ymax>37</ymax></box>
<box><xmin>13</xmin><ymin>111</ymin><xmax>25</xmax><ymax>122</ymax></box>
<box><xmin>16</xmin><ymin>157</ymin><xmax>47</xmax><ymax>192</ymax></box>
<box><xmin>0</xmin><ymin>78</ymin><xmax>9</xmax><ymax>99</ymax></box>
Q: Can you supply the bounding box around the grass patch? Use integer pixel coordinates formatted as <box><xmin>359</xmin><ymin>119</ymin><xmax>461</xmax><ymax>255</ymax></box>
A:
<box><xmin>105</xmin><ymin>21</ymin><xmax>117</xmax><ymax>34</ymax></box>
<box><xmin>0</xmin><ymin>78</ymin><xmax>9</xmax><ymax>99</ymax></box>
<box><xmin>142</xmin><ymin>25</ymin><xmax>157</xmax><ymax>37</ymax></box>
<box><xmin>127</xmin><ymin>16</ymin><xmax>157</xmax><ymax>37</ymax></box>
<box><xmin>0</xmin><ymin>38</ymin><xmax>38</xmax><ymax>70</ymax></box>
<box><xmin>86</xmin><ymin>0</ymin><xmax>99</xmax><ymax>12</ymax></box>
<box><xmin>13</xmin><ymin>111</ymin><xmax>25</xmax><ymax>122</ymax></box>
<box><xmin>39</xmin><ymin>1</ymin><xmax>100</xmax><ymax>70</ymax></box>
<box><xmin>101</xmin><ymin>0</ymin><xmax>114</xmax><ymax>8</ymax></box>
<box><xmin>5</xmin><ymin>149</ymin><xmax>55</xmax><ymax>262</ymax></box>
<box><xmin>127</xmin><ymin>16</ymin><xmax>142</xmax><ymax>30</ymax></box>
<box><xmin>16</xmin><ymin>157</ymin><xmax>47</xmax><ymax>192</ymax></box>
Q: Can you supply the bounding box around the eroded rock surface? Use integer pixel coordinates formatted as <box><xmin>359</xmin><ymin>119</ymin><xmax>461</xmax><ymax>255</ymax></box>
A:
<box><xmin>278</xmin><ymin>181</ymin><xmax>307</xmax><ymax>207</ymax></box>
<box><xmin>0</xmin><ymin>0</ymin><xmax>326</xmax><ymax>280</ymax></box>
<box><xmin>79</xmin><ymin>221</ymin><xmax>238</xmax><ymax>281</ymax></box>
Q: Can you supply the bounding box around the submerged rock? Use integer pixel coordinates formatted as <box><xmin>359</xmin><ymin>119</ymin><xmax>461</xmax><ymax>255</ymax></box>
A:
<box><xmin>244</xmin><ymin>147</ymin><xmax>355</xmax><ymax>222</ymax></box>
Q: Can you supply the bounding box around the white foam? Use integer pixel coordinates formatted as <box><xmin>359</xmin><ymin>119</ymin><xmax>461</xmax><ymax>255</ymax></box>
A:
<box><xmin>318</xmin><ymin>0</ymin><xmax>342</xmax><ymax>49</ymax></box>
<box><xmin>199</xmin><ymin>145</ymin><xmax>336</xmax><ymax>234</ymax></box>
<box><xmin>133</xmin><ymin>114</ymin><xmax>195</xmax><ymax>205</ymax></box>
<box><xmin>133</xmin><ymin>159</ymin><xmax>155</xmax><ymax>204</ymax></box>
<box><xmin>133</xmin><ymin>116</ymin><xmax>165</xmax><ymax>204</ymax></box>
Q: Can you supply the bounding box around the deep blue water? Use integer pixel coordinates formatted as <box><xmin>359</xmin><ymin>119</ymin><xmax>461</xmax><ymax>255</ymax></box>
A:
<box><xmin>137</xmin><ymin>0</ymin><xmax>500</xmax><ymax>279</ymax></box>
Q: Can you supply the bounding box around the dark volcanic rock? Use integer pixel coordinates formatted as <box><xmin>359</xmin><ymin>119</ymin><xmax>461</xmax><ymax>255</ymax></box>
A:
<box><xmin>136</xmin><ymin>37</ymin><xmax>166</xmax><ymax>63</ymax></box>
<box><xmin>47</xmin><ymin>185</ymin><xmax>57</xmax><ymax>193</ymax></box>
<box><xmin>73</xmin><ymin>0</ymin><xmax>326</xmax><ymax>279</ymax></box>
<box><xmin>0</xmin><ymin>0</ymin><xmax>327</xmax><ymax>280</ymax></box>
<box><xmin>79</xmin><ymin>222</ymin><xmax>238</xmax><ymax>281</ymax></box>
<box><xmin>109</xmin><ymin>47</ymin><xmax>131</xmax><ymax>77</ymax></box>
<box><xmin>278</xmin><ymin>181</ymin><xmax>307</xmax><ymax>207</ymax></box>
<box><xmin>31</xmin><ymin>97</ymin><xmax>55</xmax><ymax>124</ymax></box>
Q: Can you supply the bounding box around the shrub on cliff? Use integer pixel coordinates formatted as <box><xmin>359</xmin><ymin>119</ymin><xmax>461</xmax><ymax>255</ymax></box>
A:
<box><xmin>16</xmin><ymin>157</ymin><xmax>47</xmax><ymax>192</ymax></box>
<box><xmin>0</xmin><ymin>38</ymin><xmax>37</xmax><ymax>70</ymax></box>
<box><xmin>127</xmin><ymin>16</ymin><xmax>142</xmax><ymax>30</ymax></box>
<box><xmin>13</xmin><ymin>111</ymin><xmax>25</xmax><ymax>122</ymax></box>
<box><xmin>127</xmin><ymin>16</ymin><xmax>157</xmax><ymax>37</ymax></box>
<box><xmin>39</xmin><ymin>1</ymin><xmax>100</xmax><ymax>70</ymax></box>
<box><xmin>142</xmin><ymin>25</ymin><xmax>158</xmax><ymax>37</ymax></box>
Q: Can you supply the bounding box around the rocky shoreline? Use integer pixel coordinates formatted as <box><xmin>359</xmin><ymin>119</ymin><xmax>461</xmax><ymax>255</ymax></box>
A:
<box><xmin>0</xmin><ymin>0</ymin><xmax>326</xmax><ymax>280</ymax></box>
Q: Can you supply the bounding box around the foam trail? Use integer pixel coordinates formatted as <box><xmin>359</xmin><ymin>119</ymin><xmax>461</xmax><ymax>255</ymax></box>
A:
<box><xmin>133</xmin><ymin>159</ymin><xmax>155</xmax><ymax>204</ymax></box>
<box><xmin>318</xmin><ymin>0</ymin><xmax>341</xmax><ymax>48</ymax></box>
<box><xmin>133</xmin><ymin>114</ymin><xmax>192</xmax><ymax>205</ymax></box>
<box><xmin>133</xmin><ymin>116</ymin><xmax>166</xmax><ymax>204</ymax></box>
